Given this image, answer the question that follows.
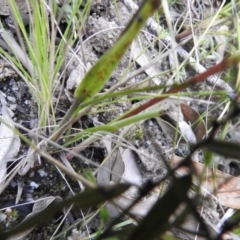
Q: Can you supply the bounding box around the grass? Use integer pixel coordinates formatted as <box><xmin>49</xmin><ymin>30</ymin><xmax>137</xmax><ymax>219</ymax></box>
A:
<box><xmin>1</xmin><ymin>0</ymin><xmax>89</xmax><ymax>129</ymax></box>
<box><xmin>0</xmin><ymin>0</ymin><xmax>240</xmax><ymax>239</ymax></box>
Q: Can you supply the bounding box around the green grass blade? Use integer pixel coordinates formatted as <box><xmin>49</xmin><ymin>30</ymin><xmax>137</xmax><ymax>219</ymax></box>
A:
<box><xmin>59</xmin><ymin>0</ymin><xmax>161</xmax><ymax>128</ymax></box>
<box><xmin>74</xmin><ymin>0</ymin><xmax>161</xmax><ymax>103</ymax></box>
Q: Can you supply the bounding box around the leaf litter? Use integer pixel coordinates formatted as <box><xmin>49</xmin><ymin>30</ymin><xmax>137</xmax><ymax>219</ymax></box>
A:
<box><xmin>0</xmin><ymin>0</ymin><xmax>240</xmax><ymax>239</ymax></box>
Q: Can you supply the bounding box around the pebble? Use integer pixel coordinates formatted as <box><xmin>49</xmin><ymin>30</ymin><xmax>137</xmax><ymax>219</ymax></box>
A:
<box><xmin>26</xmin><ymin>197</ymin><xmax>33</xmax><ymax>202</ymax></box>
<box><xmin>24</xmin><ymin>100</ymin><xmax>30</xmax><ymax>105</ymax></box>
<box><xmin>6</xmin><ymin>96</ymin><xmax>16</xmax><ymax>103</ymax></box>
<box><xmin>30</xmin><ymin>181</ymin><xmax>39</xmax><ymax>189</ymax></box>
<box><xmin>9</xmin><ymin>104</ymin><xmax>17</xmax><ymax>111</ymax></box>
<box><xmin>30</xmin><ymin>118</ymin><xmax>38</xmax><ymax>129</ymax></box>
<box><xmin>10</xmin><ymin>181</ymin><xmax>17</xmax><ymax>188</ymax></box>
<box><xmin>7</xmin><ymin>108</ymin><xmax>14</xmax><ymax>117</ymax></box>
<box><xmin>38</xmin><ymin>169</ymin><xmax>47</xmax><ymax>177</ymax></box>
<box><xmin>0</xmin><ymin>213</ymin><xmax>7</xmax><ymax>222</ymax></box>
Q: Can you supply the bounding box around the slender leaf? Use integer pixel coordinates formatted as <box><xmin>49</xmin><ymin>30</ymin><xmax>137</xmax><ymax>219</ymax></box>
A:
<box><xmin>0</xmin><ymin>184</ymin><xmax>129</xmax><ymax>240</ymax></box>
<box><xmin>127</xmin><ymin>175</ymin><xmax>192</xmax><ymax>240</ymax></box>
<box><xmin>74</xmin><ymin>0</ymin><xmax>161</xmax><ymax>104</ymax></box>
<box><xmin>57</xmin><ymin>0</ymin><xmax>161</xmax><ymax>130</ymax></box>
<box><xmin>205</xmin><ymin>140</ymin><xmax>240</xmax><ymax>160</ymax></box>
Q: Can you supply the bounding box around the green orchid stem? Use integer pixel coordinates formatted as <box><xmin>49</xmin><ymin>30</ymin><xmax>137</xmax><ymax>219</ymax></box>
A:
<box><xmin>60</xmin><ymin>99</ymin><xmax>81</xmax><ymax>127</ymax></box>
<box><xmin>54</xmin><ymin>46</ymin><xmax>240</xmax><ymax>151</ymax></box>
<box><xmin>51</xmin><ymin>0</ymin><xmax>161</xmax><ymax>141</ymax></box>
<box><xmin>50</xmin><ymin>100</ymin><xmax>81</xmax><ymax>142</ymax></box>
<box><xmin>52</xmin><ymin>4</ymin><xmax>240</xmax><ymax>144</ymax></box>
<box><xmin>85</xmin><ymin>109</ymin><xmax>161</xmax><ymax>133</ymax></box>
<box><xmin>73</xmin><ymin>0</ymin><xmax>161</xmax><ymax>103</ymax></box>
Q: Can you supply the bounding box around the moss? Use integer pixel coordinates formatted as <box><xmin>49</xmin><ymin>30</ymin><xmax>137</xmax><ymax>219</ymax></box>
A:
<box><xmin>130</xmin><ymin>127</ymin><xmax>144</xmax><ymax>141</ymax></box>
<box><xmin>11</xmin><ymin>209</ymin><xmax>19</xmax><ymax>219</ymax></box>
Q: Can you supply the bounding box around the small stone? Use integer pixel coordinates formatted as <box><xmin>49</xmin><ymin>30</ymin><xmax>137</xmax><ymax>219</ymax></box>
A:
<box><xmin>0</xmin><ymin>213</ymin><xmax>7</xmax><ymax>222</ymax></box>
<box><xmin>30</xmin><ymin>118</ymin><xmax>38</xmax><ymax>129</ymax></box>
<box><xmin>10</xmin><ymin>181</ymin><xmax>17</xmax><ymax>188</ymax></box>
<box><xmin>24</xmin><ymin>100</ymin><xmax>29</xmax><ymax>105</ymax></box>
<box><xmin>38</xmin><ymin>169</ymin><xmax>47</xmax><ymax>177</ymax></box>
<box><xmin>6</xmin><ymin>96</ymin><xmax>16</xmax><ymax>103</ymax></box>
<box><xmin>9</xmin><ymin>104</ymin><xmax>17</xmax><ymax>111</ymax></box>
<box><xmin>30</xmin><ymin>181</ymin><xmax>39</xmax><ymax>189</ymax></box>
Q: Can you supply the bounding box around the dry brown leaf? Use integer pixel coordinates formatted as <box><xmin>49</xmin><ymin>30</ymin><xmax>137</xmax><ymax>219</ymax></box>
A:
<box><xmin>172</xmin><ymin>155</ymin><xmax>240</xmax><ymax>209</ymax></box>
<box><xmin>180</xmin><ymin>103</ymin><xmax>207</xmax><ymax>142</ymax></box>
